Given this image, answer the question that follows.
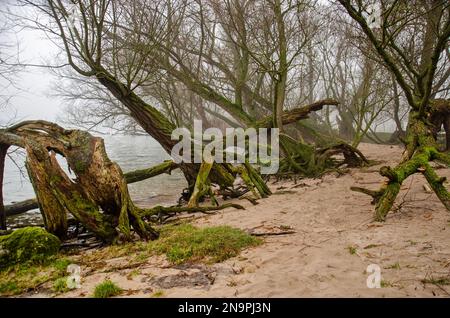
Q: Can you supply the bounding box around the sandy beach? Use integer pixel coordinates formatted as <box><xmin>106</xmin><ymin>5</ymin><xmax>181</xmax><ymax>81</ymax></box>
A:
<box><xmin>23</xmin><ymin>143</ymin><xmax>446</xmax><ymax>298</ymax></box>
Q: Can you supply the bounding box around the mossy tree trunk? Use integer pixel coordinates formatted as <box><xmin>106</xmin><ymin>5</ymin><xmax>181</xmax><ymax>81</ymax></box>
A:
<box><xmin>372</xmin><ymin>113</ymin><xmax>450</xmax><ymax>221</ymax></box>
<box><xmin>4</xmin><ymin>121</ymin><xmax>158</xmax><ymax>242</ymax></box>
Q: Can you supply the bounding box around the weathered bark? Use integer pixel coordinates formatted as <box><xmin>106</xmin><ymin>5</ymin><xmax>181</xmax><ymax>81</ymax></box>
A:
<box><xmin>2</xmin><ymin>121</ymin><xmax>158</xmax><ymax>242</ymax></box>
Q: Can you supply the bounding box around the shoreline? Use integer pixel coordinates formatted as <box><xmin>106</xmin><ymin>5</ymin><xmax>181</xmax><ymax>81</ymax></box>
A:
<box><xmin>11</xmin><ymin>143</ymin><xmax>448</xmax><ymax>298</ymax></box>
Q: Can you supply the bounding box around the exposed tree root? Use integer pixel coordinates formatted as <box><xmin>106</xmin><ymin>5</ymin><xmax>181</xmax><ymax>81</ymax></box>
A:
<box><xmin>0</xmin><ymin>121</ymin><xmax>261</xmax><ymax>243</ymax></box>
<box><xmin>186</xmin><ymin>157</ymin><xmax>271</xmax><ymax>208</ymax></box>
<box><xmin>278</xmin><ymin>135</ymin><xmax>369</xmax><ymax>177</ymax></box>
<box><xmin>4</xmin><ymin>161</ymin><xmax>180</xmax><ymax>217</ymax></box>
<box><xmin>141</xmin><ymin>202</ymin><xmax>245</xmax><ymax>223</ymax></box>
<box><xmin>351</xmin><ymin>114</ymin><xmax>450</xmax><ymax>221</ymax></box>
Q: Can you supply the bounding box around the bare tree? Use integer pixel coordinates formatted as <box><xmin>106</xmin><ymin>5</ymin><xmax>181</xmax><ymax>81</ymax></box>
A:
<box><xmin>340</xmin><ymin>0</ymin><xmax>450</xmax><ymax>220</ymax></box>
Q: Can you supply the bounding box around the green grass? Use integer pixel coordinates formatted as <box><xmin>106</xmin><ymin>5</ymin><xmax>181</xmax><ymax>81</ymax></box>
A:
<box><xmin>52</xmin><ymin>277</ymin><xmax>69</xmax><ymax>293</ymax></box>
<box><xmin>84</xmin><ymin>224</ymin><xmax>261</xmax><ymax>266</ymax></box>
<box><xmin>0</xmin><ymin>257</ymin><xmax>74</xmax><ymax>296</ymax></box>
<box><xmin>1</xmin><ymin>224</ymin><xmax>260</xmax><ymax>296</ymax></box>
<box><xmin>385</xmin><ymin>262</ymin><xmax>401</xmax><ymax>270</ymax></box>
<box><xmin>152</xmin><ymin>290</ymin><xmax>164</xmax><ymax>297</ymax></box>
<box><xmin>380</xmin><ymin>280</ymin><xmax>394</xmax><ymax>288</ymax></box>
<box><xmin>92</xmin><ymin>279</ymin><xmax>122</xmax><ymax>298</ymax></box>
<box><xmin>149</xmin><ymin>224</ymin><xmax>261</xmax><ymax>264</ymax></box>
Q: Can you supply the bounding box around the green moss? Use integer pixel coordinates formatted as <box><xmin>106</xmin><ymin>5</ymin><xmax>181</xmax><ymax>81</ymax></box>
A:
<box><xmin>149</xmin><ymin>224</ymin><xmax>261</xmax><ymax>264</ymax></box>
<box><xmin>347</xmin><ymin>246</ymin><xmax>357</xmax><ymax>255</ymax></box>
<box><xmin>92</xmin><ymin>279</ymin><xmax>122</xmax><ymax>298</ymax></box>
<box><xmin>0</xmin><ymin>227</ymin><xmax>61</xmax><ymax>269</ymax></box>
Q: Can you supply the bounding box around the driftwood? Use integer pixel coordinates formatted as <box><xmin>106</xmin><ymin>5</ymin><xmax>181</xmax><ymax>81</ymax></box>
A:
<box><xmin>5</xmin><ymin>199</ymin><xmax>39</xmax><ymax>217</ymax></box>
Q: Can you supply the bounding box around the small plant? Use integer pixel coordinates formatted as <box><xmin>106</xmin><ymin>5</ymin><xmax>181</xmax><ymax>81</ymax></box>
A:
<box><xmin>347</xmin><ymin>246</ymin><xmax>357</xmax><ymax>255</ymax></box>
<box><xmin>152</xmin><ymin>290</ymin><xmax>164</xmax><ymax>297</ymax></box>
<box><xmin>0</xmin><ymin>257</ymin><xmax>76</xmax><ymax>296</ymax></box>
<box><xmin>149</xmin><ymin>224</ymin><xmax>261</xmax><ymax>264</ymax></box>
<box><xmin>380</xmin><ymin>280</ymin><xmax>393</xmax><ymax>288</ymax></box>
<box><xmin>126</xmin><ymin>269</ymin><xmax>140</xmax><ymax>280</ymax></box>
<box><xmin>385</xmin><ymin>262</ymin><xmax>401</xmax><ymax>270</ymax></box>
<box><xmin>92</xmin><ymin>279</ymin><xmax>122</xmax><ymax>298</ymax></box>
<box><xmin>53</xmin><ymin>277</ymin><xmax>69</xmax><ymax>293</ymax></box>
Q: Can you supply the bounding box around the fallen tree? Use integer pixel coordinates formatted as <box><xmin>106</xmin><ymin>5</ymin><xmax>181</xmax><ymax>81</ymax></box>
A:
<box><xmin>0</xmin><ymin>121</ymin><xmax>261</xmax><ymax>240</ymax></box>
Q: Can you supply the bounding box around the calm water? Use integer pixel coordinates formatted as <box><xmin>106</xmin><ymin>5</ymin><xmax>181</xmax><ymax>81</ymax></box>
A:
<box><xmin>4</xmin><ymin>135</ymin><xmax>187</xmax><ymax>226</ymax></box>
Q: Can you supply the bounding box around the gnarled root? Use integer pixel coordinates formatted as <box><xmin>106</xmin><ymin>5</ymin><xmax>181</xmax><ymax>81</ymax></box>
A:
<box><xmin>186</xmin><ymin>160</ymin><xmax>271</xmax><ymax>207</ymax></box>
<box><xmin>278</xmin><ymin>135</ymin><xmax>369</xmax><ymax>177</ymax></box>
<box><xmin>352</xmin><ymin>144</ymin><xmax>450</xmax><ymax>221</ymax></box>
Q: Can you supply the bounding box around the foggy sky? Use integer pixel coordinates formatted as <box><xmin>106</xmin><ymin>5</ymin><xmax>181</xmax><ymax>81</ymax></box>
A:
<box><xmin>0</xmin><ymin>3</ymin><xmax>63</xmax><ymax>125</ymax></box>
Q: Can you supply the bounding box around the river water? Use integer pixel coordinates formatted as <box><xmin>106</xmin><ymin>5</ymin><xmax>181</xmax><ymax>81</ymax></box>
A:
<box><xmin>3</xmin><ymin>135</ymin><xmax>187</xmax><ymax>227</ymax></box>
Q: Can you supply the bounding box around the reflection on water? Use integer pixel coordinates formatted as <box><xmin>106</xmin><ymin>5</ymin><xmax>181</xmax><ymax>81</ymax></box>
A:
<box><xmin>4</xmin><ymin>135</ymin><xmax>187</xmax><ymax>227</ymax></box>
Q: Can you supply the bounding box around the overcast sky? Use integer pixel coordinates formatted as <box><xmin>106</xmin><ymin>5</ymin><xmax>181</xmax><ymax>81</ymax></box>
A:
<box><xmin>0</xmin><ymin>3</ymin><xmax>64</xmax><ymax>125</ymax></box>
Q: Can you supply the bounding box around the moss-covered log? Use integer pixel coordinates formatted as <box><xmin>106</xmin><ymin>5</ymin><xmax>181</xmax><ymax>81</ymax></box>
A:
<box><xmin>141</xmin><ymin>202</ymin><xmax>245</xmax><ymax>219</ymax></box>
<box><xmin>124</xmin><ymin>160</ymin><xmax>179</xmax><ymax>183</ymax></box>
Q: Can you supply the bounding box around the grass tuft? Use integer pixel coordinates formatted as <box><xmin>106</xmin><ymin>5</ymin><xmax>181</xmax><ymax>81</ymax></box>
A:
<box><xmin>52</xmin><ymin>277</ymin><xmax>69</xmax><ymax>293</ymax></box>
<box><xmin>347</xmin><ymin>246</ymin><xmax>357</xmax><ymax>255</ymax></box>
<box><xmin>149</xmin><ymin>224</ymin><xmax>261</xmax><ymax>264</ymax></box>
<box><xmin>92</xmin><ymin>279</ymin><xmax>122</xmax><ymax>298</ymax></box>
<box><xmin>83</xmin><ymin>224</ymin><xmax>261</xmax><ymax>266</ymax></box>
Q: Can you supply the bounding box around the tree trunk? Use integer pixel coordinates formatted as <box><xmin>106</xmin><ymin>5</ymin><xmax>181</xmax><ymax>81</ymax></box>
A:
<box><xmin>353</xmin><ymin>112</ymin><xmax>450</xmax><ymax>221</ymax></box>
<box><xmin>0</xmin><ymin>144</ymin><xmax>8</xmax><ymax>230</ymax></box>
<box><xmin>3</xmin><ymin>122</ymin><xmax>159</xmax><ymax>242</ymax></box>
